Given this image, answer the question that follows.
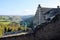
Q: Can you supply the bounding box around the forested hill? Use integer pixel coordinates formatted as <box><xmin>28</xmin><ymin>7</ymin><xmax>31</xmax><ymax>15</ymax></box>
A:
<box><xmin>21</xmin><ymin>15</ymin><xmax>34</xmax><ymax>21</ymax></box>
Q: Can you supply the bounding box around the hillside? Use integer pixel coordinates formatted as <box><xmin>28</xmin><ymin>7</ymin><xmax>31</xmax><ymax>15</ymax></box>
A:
<box><xmin>21</xmin><ymin>15</ymin><xmax>34</xmax><ymax>21</ymax></box>
<box><xmin>1</xmin><ymin>14</ymin><xmax>60</xmax><ymax>40</ymax></box>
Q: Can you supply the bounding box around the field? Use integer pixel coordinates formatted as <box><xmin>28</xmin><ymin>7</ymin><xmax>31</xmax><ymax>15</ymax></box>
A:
<box><xmin>0</xmin><ymin>21</ymin><xmax>28</xmax><ymax>37</ymax></box>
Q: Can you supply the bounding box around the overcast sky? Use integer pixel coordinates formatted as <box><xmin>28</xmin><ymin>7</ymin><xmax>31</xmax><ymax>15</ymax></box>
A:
<box><xmin>0</xmin><ymin>0</ymin><xmax>60</xmax><ymax>16</ymax></box>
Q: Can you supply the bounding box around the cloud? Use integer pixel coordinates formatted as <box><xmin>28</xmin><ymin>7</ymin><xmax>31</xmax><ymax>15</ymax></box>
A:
<box><xmin>20</xmin><ymin>9</ymin><xmax>36</xmax><ymax>15</ymax></box>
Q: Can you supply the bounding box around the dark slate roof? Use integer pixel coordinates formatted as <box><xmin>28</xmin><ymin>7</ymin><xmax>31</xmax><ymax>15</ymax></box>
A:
<box><xmin>41</xmin><ymin>7</ymin><xmax>53</xmax><ymax>14</ymax></box>
<box><xmin>41</xmin><ymin>8</ymin><xmax>60</xmax><ymax>18</ymax></box>
<box><xmin>41</xmin><ymin>7</ymin><xmax>60</xmax><ymax>14</ymax></box>
<box><xmin>45</xmin><ymin>8</ymin><xmax>60</xmax><ymax>14</ymax></box>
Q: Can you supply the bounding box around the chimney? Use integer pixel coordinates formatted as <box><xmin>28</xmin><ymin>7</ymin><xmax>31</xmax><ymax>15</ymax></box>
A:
<box><xmin>57</xmin><ymin>6</ymin><xmax>60</xmax><ymax>8</ymax></box>
<box><xmin>38</xmin><ymin>4</ymin><xmax>41</xmax><ymax>8</ymax></box>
